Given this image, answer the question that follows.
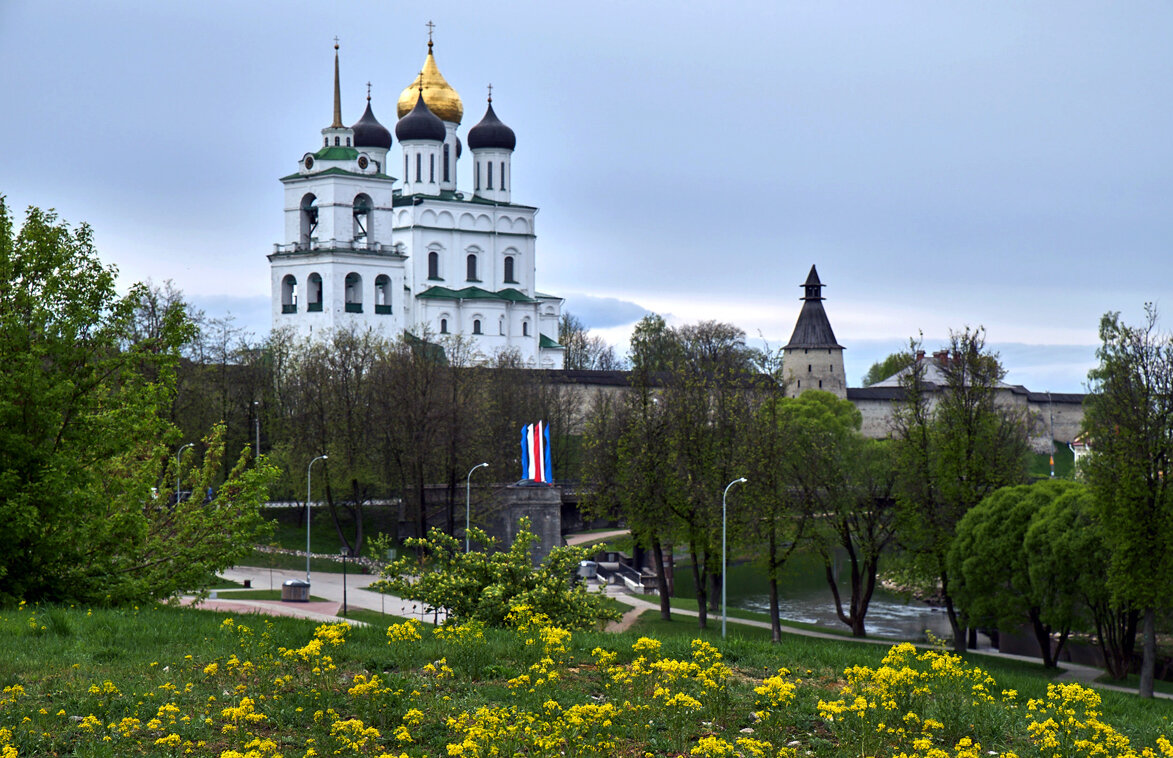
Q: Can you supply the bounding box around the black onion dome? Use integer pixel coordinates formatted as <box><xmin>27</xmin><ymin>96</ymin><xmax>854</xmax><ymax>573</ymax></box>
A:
<box><xmin>395</xmin><ymin>93</ymin><xmax>445</xmax><ymax>142</ymax></box>
<box><xmin>455</xmin><ymin>135</ymin><xmax>462</xmax><ymax>158</ymax></box>
<box><xmin>352</xmin><ymin>101</ymin><xmax>392</xmax><ymax>149</ymax></box>
<box><xmin>467</xmin><ymin>101</ymin><xmax>516</xmax><ymax>150</ymax></box>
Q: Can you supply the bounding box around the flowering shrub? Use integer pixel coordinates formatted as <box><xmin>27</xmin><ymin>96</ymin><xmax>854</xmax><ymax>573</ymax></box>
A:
<box><xmin>374</xmin><ymin>517</ymin><xmax>620</xmax><ymax>629</ymax></box>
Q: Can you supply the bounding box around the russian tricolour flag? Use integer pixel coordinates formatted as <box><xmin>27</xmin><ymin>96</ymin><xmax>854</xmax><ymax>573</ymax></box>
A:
<box><xmin>521</xmin><ymin>421</ymin><xmax>554</xmax><ymax>484</ymax></box>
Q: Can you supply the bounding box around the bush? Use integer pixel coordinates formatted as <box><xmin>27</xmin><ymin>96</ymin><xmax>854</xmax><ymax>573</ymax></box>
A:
<box><xmin>374</xmin><ymin>517</ymin><xmax>620</xmax><ymax>630</ymax></box>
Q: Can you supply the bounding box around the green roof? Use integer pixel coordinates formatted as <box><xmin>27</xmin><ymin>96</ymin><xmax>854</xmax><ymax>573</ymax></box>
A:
<box><xmin>315</xmin><ymin>146</ymin><xmax>360</xmax><ymax>160</ymax></box>
<box><xmin>534</xmin><ymin>291</ymin><xmax>563</xmax><ymax>300</ymax></box>
<box><xmin>281</xmin><ymin>166</ymin><xmax>393</xmax><ymax>182</ymax></box>
<box><xmin>417</xmin><ymin>286</ymin><xmax>539</xmax><ymax>303</ymax></box>
<box><xmin>539</xmin><ymin>334</ymin><xmax>563</xmax><ymax>350</ymax></box>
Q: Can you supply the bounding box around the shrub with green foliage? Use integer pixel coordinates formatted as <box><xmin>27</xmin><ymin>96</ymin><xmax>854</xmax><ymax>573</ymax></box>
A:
<box><xmin>374</xmin><ymin>517</ymin><xmax>620</xmax><ymax>629</ymax></box>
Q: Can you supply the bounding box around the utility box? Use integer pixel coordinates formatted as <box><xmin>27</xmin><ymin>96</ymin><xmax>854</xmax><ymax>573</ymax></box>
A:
<box><xmin>577</xmin><ymin>560</ymin><xmax>598</xmax><ymax>580</ymax></box>
<box><xmin>281</xmin><ymin>579</ymin><xmax>310</xmax><ymax>602</ymax></box>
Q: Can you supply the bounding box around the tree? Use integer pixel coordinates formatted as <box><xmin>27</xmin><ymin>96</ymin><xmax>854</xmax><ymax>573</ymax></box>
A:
<box><xmin>1082</xmin><ymin>306</ymin><xmax>1173</xmax><ymax>697</ymax></box>
<box><xmin>892</xmin><ymin>328</ymin><xmax>1032</xmax><ymax>651</ymax></box>
<box><xmin>948</xmin><ymin>480</ymin><xmax>1083</xmax><ymax>667</ymax></box>
<box><xmin>659</xmin><ymin>321</ymin><xmax>755</xmax><ymax>627</ymax></box>
<box><xmin>772</xmin><ymin>391</ymin><xmax>897</xmax><ymax>638</ymax></box>
<box><xmin>559</xmin><ymin>313</ymin><xmax>620</xmax><ymax>371</ymax></box>
<box><xmin>628</xmin><ymin>314</ymin><xmax>680</xmax><ymax>374</ymax></box>
<box><xmin>0</xmin><ymin>198</ymin><xmax>275</xmax><ymax>603</ymax></box>
<box><xmin>1024</xmin><ymin>483</ymin><xmax>1138</xmax><ymax>679</ymax></box>
<box><xmin>861</xmin><ymin>351</ymin><xmax>914</xmax><ymax>387</ymax></box>
<box><xmin>581</xmin><ymin>369</ymin><xmax>678</xmax><ymax>621</ymax></box>
<box><xmin>739</xmin><ymin>350</ymin><xmax>808</xmax><ymax>643</ymax></box>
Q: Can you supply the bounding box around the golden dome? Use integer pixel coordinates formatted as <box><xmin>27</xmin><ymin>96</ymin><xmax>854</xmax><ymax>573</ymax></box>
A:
<box><xmin>397</xmin><ymin>41</ymin><xmax>463</xmax><ymax>124</ymax></box>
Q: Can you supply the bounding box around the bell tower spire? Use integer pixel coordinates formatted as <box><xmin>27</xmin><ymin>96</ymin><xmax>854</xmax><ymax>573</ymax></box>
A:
<box><xmin>319</xmin><ymin>39</ymin><xmax>354</xmax><ymax>151</ymax></box>
<box><xmin>331</xmin><ymin>38</ymin><xmax>343</xmax><ymax>128</ymax></box>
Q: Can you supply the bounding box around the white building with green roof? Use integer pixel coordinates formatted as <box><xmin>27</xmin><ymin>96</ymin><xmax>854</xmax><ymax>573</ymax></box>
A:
<box><xmin>268</xmin><ymin>38</ymin><xmax>564</xmax><ymax>368</ymax></box>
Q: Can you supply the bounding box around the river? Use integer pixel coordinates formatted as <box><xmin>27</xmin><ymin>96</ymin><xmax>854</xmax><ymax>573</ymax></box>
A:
<box><xmin>671</xmin><ymin>550</ymin><xmax>954</xmax><ymax>641</ymax></box>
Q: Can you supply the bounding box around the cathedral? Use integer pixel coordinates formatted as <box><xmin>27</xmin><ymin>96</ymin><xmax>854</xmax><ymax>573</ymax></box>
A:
<box><xmin>268</xmin><ymin>36</ymin><xmax>565</xmax><ymax>368</ymax></box>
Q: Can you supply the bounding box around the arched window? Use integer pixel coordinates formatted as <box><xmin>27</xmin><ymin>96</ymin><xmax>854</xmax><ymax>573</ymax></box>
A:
<box><xmin>404</xmin><ymin>154</ymin><xmax>408</xmax><ymax>179</ymax></box>
<box><xmin>334</xmin><ymin>136</ymin><xmax>340</xmax><ymax>146</ymax></box>
<box><xmin>466</xmin><ymin>254</ymin><xmax>478</xmax><ymax>281</ymax></box>
<box><xmin>428</xmin><ymin>251</ymin><xmax>440</xmax><ymax>279</ymax></box>
<box><xmin>344</xmin><ymin>272</ymin><xmax>362</xmax><ymax>313</ymax></box>
<box><xmin>307</xmin><ymin>272</ymin><xmax>323</xmax><ymax>312</ymax></box>
<box><xmin>443</xmin><ymin>145</ymin><xmax>450</xmax><ymax>182</ymax></box>
<box><xmin>346</xmin><ymin>137</ymin><xmax>351</xmax><ymax>146</ymax></box>
<box><xmin>503</xmin><ymin>255</ymin><xmax>515</xmax><ymax>283</ymax></box>
<box><xmin>440</xmin><ymin>318</ymin><xmax>449</xmax><ymax>334</ymax></box>
<box><xmin>299</xmin><ymin>194</ymin><xmax>318</xmax><ymax>246</ymax></box>
<box><xmin>375</xmin><ymin>275</ymin><xmax>391</xmax><ymax>314</ymax></box>
<box><xmin>475</xmin><ymin>163</ymin><xmax>480</xmax><ymax>190</ymax></box>
<box><xmin>808</xmin><ymin>364</ymin><xmax>812</xmax><ymax>372</ymax></box>
<box><xmin>281</xmin><ymin>275</ymin><xmax>297</xmax><ymax>313</ymax></box>
<box><xmin>429</xmin><ymin>154</ymin><xmax>435</xmax><ymax>182</ymax></box>
<box><xmin>352</xmin><ymin>194</ymin><xmax>372</xmax><ymax>242</ymax></box>
<box><xmin>415</xmin><ymin>153</ymin><xmax>422</xmax><ymax>182</ymax></box>
<box><xmin>522</xmin><ymin>320</ymin><xmax>530</xmax><ymax>337</ymax></box>
<box><xmin>487</xmin><ymin>161</ymin><xmax>494</xmax><ymax>190</ymax></box>
<box><xmin>819</xmin><ymin>379</ymin><xmax>823</xmax><ymax>388</ymax></box>
<box><xmin>500</xmin><ymin>161</ymin><xmax>506</xmax><ymax>190</ymax></box>
<box><xmin>499</xmin><ymin>316</ymin><xmax>505</xmax><ymax>335</ymax></box>
<box><xmin>473</xmin><ymin>319</ymin><xmax>482</xmax><ymax>335</ymax></box>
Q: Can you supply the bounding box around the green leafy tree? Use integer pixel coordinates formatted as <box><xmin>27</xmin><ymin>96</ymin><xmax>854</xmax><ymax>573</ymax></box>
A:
<box><xmin>660</xmin><ymin>322</ymin><xmax>754</xmax><ymax>627</ymax></box>
<box><xmin>375</xmin><ymin>518</ymin><xmax>620</xmax><ymax>629</ymax></box>
<box><xmin>861</xmin><ymin>350</ymin><xmax>914</xmax><ymax>386</ymax></box>
<box><xmin>1082</xmin><ymin>307</ymin><xmax>1173</xmax><ymax>697</ymax></box>
<box><xmin>739</xmin><ymin>350</ymin><xmax>808</xmax><ymax>643</ymax></box>
<box><xmin>948</xmin><ymin>480</ymin><xmax>1083</xmax><ymax>667</ymax></box>
<box><xmin>892</xmin><ymin>328</ymin><xmax>1032</xmax><ymax>651</ymax></box>
<box><xmin>1024</xmin><ymin>483</ymin><xmax>1138</xmax><ymax>679</ymax></box>
<box><xmin>628</xmin><ymin>314</ymin><xmax>680</xmax><ymax>374</ymax></box>
<box><xmin>772</xmin><ymin>391</ymin><xmax>897</xmax><ymax>638</ymax></box>
<box><xmin>0</xmin><ymin>198</ymin><xmax>275</xmax><ymax>603</ymax></box>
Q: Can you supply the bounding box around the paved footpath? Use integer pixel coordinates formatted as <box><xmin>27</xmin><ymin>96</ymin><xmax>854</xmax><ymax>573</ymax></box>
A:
<box><xmin>181</xmin><ymin>565</ymin><xmax>446</xmax><ymax>626</ymax></box>
<box><xmin>183</xmin><ymin>564</ymin><xmax>1170</xmax><ymax>701</ymax></box>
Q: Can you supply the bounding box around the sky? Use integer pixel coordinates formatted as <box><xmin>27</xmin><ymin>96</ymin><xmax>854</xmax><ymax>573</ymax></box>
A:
<box><xmin>3</xmin><ymin>1</ymin><xmax>1172</xmax><ymax>392</ymax></box>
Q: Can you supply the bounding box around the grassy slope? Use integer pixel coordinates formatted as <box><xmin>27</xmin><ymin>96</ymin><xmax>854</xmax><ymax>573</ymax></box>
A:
<box><xmin>2</xmin><ymin>604</ymin><xmax>1171</xmax><ymax>758</ymax></box>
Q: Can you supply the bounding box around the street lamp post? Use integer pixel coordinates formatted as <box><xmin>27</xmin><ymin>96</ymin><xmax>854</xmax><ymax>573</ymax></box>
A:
<box><xmin>340</xmin><ymin>546</ymin><xmax>349</xmax><ymax>616</ymax></box>
<box><xmin>722</xmin><ymin>476</ymin><xmax>747</xmax><ymax>639</ymax></box>
<box><xmin>306</xmin><ymin>455</ymin><xmax>328</xmax><ymax>584</ymax></box>
<box><xmin>465</xmin><ymin>462</ymin><xmax>489</xmax><ymax>553</ymax></box>
<box><xmin>177</xmin><ymin>443</ymin><xmax>195</xmax><ymax>501</ymax></box>
<box><xmin>253</xmin><ymin>400</ymin><xmax>261</xmax><ymax>460</ymax></box>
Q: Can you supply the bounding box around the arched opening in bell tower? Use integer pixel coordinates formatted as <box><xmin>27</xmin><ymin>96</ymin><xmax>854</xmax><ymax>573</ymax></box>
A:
<box><xmin>344</xmin><ymin>273</ymin><xmax>363</xmax><ymax>312</ymax></box>
<box><xmin>375</xmin><ymin>275</ymin><xmax>391</xmax><ymax>314</ymax></box>
<box><xmin>281</xmin><ymin>275</ymin><xmax>298</xmax><ymax>313</ymax></box>
<box><xmin>299</xmin><ymin>194</ymin><xmax>318</xmax><ymax>247</ymax></box>
<box><xmin>307</xmin><ymin>273</ymin><xmax>323</xmax><ymax>312</ymax></box>
<box><xmin>353</xmin><ymin>194</ymin><xmax>372</xmax><ymax>243</ymax></box>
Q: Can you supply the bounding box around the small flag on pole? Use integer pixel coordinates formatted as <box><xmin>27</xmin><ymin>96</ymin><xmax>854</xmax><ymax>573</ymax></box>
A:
<box><xmin>520</xmin><ymin>421</ymin><xmax>554</xmax><ymax>484</ymax></box>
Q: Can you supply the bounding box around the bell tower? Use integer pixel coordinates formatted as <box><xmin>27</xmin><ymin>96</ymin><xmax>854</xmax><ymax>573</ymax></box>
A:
<box><xmin>267</xmin><ymin>41</ymin><xmax>405</xmax><ymax>340</ymax></box>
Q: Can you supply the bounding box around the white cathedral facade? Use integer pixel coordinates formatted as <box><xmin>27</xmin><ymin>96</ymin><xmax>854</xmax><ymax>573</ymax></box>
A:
<box><xmin>268</xmin><ymin>38</ymin><xmax>565</xmax><ymax>368</ymax></box>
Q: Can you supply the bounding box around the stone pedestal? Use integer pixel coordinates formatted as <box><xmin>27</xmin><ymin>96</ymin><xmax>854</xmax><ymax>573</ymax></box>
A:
<box><xmin>482</xmin><ymin>482</ymin><xmax>563</xmax><ymax>564</ymax></box>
